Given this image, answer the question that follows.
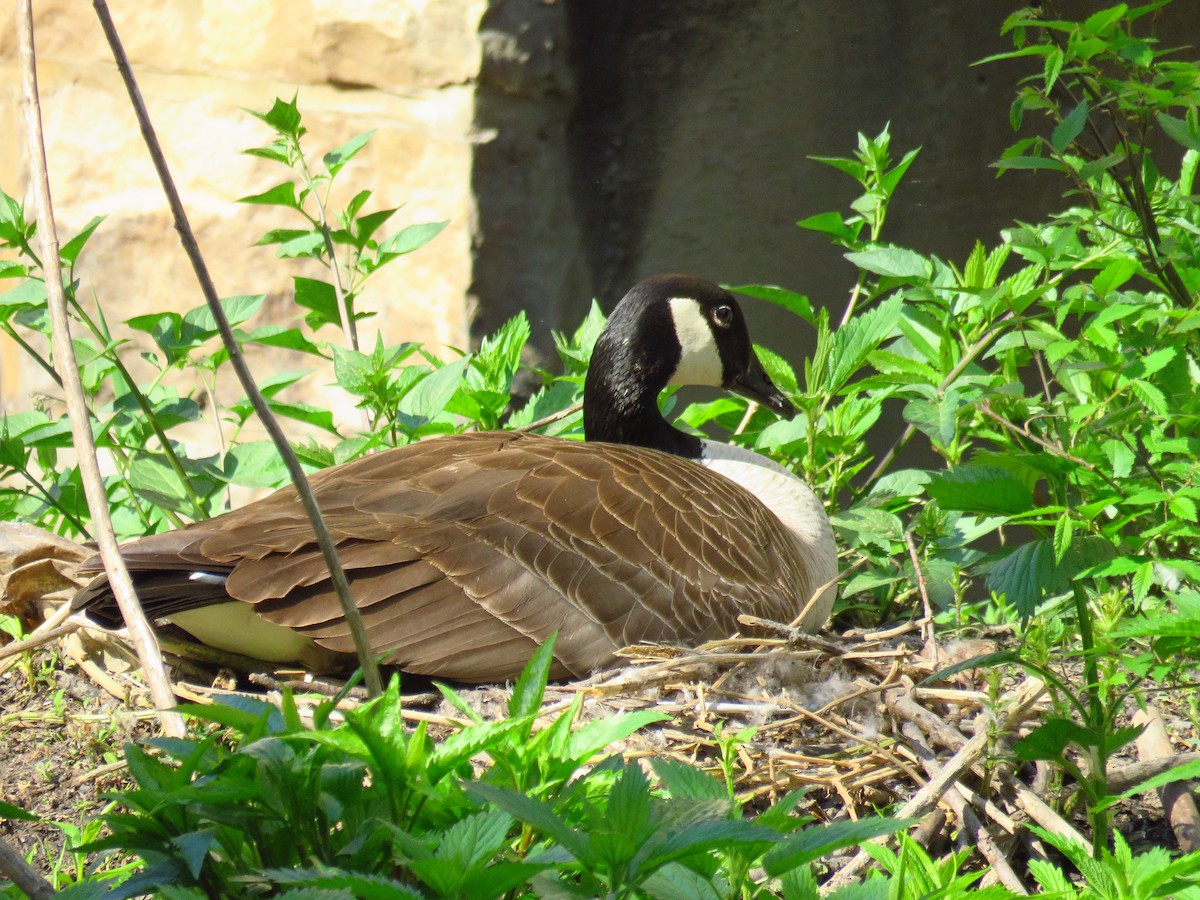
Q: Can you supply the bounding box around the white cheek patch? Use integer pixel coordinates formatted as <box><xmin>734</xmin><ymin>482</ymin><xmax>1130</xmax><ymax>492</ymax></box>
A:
<box><xmin>667</xmin><ymin>297</ymin><xmax>724</xmax><ymax>387</ymax></box>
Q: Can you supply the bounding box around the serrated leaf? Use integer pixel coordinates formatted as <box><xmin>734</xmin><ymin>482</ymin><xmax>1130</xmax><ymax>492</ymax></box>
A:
<box><xmin>1052</xmin><ymin>100</ymin><xmax>1089</xmax><ymax>152</ymax></box>
<box><xmin>754</xmin><ymin>344</ymin><xmax>798</xmax><ymax>395</ymax></box>
<box><xmin>827</xmin><ymin>294</ymin><xmax>903</xmax><ymax>390</ymax></box>
<box><xmin>1053</xmin><ymin>511</ymin><xmax>1073</xmax><ymax>564</ymax></box>
<box><xmin>762</xmin><ymin>818</ymin><xmax>913</xmax><ymax>875</ymax></box>
<box><xmin>926</xmin><ymin>465</ymin><xmax>1033</xmax><ymax>515</ymax></box>
<box><xmin>650</xmin><ymin>758</ymin><xmax>727</xmax><ymax>802</ymax></box>
<box><xmin>397</xmin><ymin>356</ymin><xmax>471</xmax><ymax>421</ymax></box>
<box><xmin>1093</xmin><ymin>257</ymin><xmax>1138</xmax><ymax>295</ymax></box>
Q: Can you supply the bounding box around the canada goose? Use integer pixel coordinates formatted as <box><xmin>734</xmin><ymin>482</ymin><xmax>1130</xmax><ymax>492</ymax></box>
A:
<box><xmin>73</xmin><ymin>275</ymin><xmax>838</xmax><ymax>682</ymax></box>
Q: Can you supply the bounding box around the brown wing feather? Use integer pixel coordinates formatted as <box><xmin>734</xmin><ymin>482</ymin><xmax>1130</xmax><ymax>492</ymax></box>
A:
<box><xmin>73</xmin><ymin>432</ymin><xmax>814</xmax><ymax>680</ymax></box>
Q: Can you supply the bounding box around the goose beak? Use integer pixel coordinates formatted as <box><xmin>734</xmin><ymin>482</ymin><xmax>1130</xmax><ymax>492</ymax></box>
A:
<box><xmin>728</xmin><ymin>356</ymin><xmax>796</xmax><ymax>420</ymax></box>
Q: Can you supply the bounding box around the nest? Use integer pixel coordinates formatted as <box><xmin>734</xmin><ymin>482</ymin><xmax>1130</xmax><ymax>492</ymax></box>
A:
<box><xmin>2</xmin><ymin>522</ymin><xmax>1198</xmax><ymax>889</ymax></box>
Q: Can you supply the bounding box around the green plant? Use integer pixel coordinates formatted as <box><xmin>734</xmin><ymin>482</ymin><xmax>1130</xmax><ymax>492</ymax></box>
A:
<box><xmin>858</xmin><ymin>833</ymin><xmax>1015</xmax><ymax>900</ymax></box>
<box><xmin>1029</xmin><ymin>826</ymin><xmax>1200</xmax><ymax>899</ymax></box>
<box><xmin>0</xmin><ymin>639</ymin><xmax>910</xmax><ymax>898</ymax></box>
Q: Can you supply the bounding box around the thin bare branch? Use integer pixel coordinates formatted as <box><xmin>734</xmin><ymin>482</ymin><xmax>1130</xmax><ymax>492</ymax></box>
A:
<box><xmin>90</xmin><ymin>0</ymin><xmax>382</xmax><ymax>697</ymax></box>
<box><xmin>17</xmin><ymin>0</ymin><xmax>184</xmax><ymax>737</ymax></box>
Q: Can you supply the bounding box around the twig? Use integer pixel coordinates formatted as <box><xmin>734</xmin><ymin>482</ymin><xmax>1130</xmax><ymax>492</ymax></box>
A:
<box><xmin>91</xmin><ymin>0</ymin><xmax>382</xmax><ymax>698</ymax></box>
<box><xmin>0</xmin><ymin>601</ymin><xmax>75</xmax><ymax>671</ymax></box>
<box><xmin>17</xmin><ymin>0</ymin><xmax>184</xmax><ymax>738</ymax></box>
<box><xmin>823</xmin><ymin>676</ymin><xmax>1046</xmax><ymax>892</ymax></box>
<box><xmin>904</xmin><ymin>532</ymin><xmax>937</xmax><ymax>668</ymax></box>
<box><xmin>0</xmin><ymin>835</ymin><xmax>55</xmax><ymax>900</ymax></box>
<box><xmin>900</xmin><ymin>721</ymin><xmax>1028</xmax><ymax>894</ymax></box>
<box><xmin>514</xmin><ymin>400</ymin><xmax>583</xmax><ymax>433</ymax></box>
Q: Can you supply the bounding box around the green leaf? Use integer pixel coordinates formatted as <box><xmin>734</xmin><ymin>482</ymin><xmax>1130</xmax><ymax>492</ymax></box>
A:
<box><xmin>992</xmin><ymin>156</ymin><xmax>1069</xmax><ymax>173</ymax></box>
<box><xmin>795</xmin><ymin>211</ymin><xmax>860</xmax><ymax>245</ymax></box>
<box><xmin>1053</xmin><ymin>511</ymin><xmax>1073</xmax><ymax>565</ymax></box>
<box><xmin>375</xmin><ymin>220</ymin><xmax>450</xmax><ymax>260</ymax></box>
<box><xmin>59</xmin><ymin>215</ymin><xmax>105</xmax><ymax>266</ymax></box>
<box><xmin>249</xmin><ymin>95</ymin><xmax>303</xmax><ymax>136</ymax></box>
<box><xmin>1083</xmin><ymin>4</ymin><xmax>1128</xmax><ymax>34</ymax></box>
<box><xmin>354</xmin><ymin>206</ymin><xmax>400</xmax><ymax>247</ymax></box>
<box><xmin>650</xmin><ymin>758</ymin><xmax>726</xmax><ymax>801</ymax></box>
<box><xmin>183</xmin><ymin>294</ymin><xmax>265</xmax><ymax>336</ymax></box>
<box><xmin>323</xmin><ymin>130</ymin><xmax>376</xmax><ymax>178</ymax></box>
<box><xmin>398</xmin><ymin>356</ymin><xmax>471</xmax><ymax>420</ymax></box>
<box><xmin>729</xmin><ymin>284</ymin><xmax>815</xmax><ymax>324</ymax></box>
<box><xmin>1052</xmin><ymin>101</ymin><xmax>1089</xmax><ymax>152</ymax></box>
<box><xmin>508</xmin><ymin>633</ymin><xmax>556</xmax><ymax>718</ymax></box>
<box><xmin>1102</xmin><ymin>439</ymin><xmax>1136</xmax><ymax>478</ymax></box>
<box><xmin>466</xmin><ymin>782</ymin><xmax>590</xmax><ymax>860</ymax></box>
<box><xmin>565</xmin><ymin>710</ymin><xmax>669</xmax><ymax>761</ymax></box>
<box><xmin>926</xmin><ymin>465</ymin><xmax>1033</xmax><ymax>516</ymax></box>
<box><xmin>224</xmin><ymin>441</ymin><xmax>290</xmax><ymax>488</ymax></box>
<box><xmin>238</xmin><ymin>181</ymin><xmax>302</xmax><ymax>210</ymax></box>
<box><xmin>1093</xmin><ymin>257</ymin><xmax>1138</xmax><ymax>295</ymax></box>
<box><xmin>1157</xmin><ymin>113</ymin><xmax>1200</xmax><ymax>153</ymax></box>
<box><xmin>275</xmin><ymin>231</ymin><xmax>325</xmax><ymax>259</ymax></box>
<box><xmin>762</xmin><ymin>818</ymin><xmax>913</xmax><ymax>876</ymax></box>
<box><xmin>1117</xmin><ymin>758</ymin><xmax>1200</xmax><ymax>799</ymax></box>
<box><xmin>245</xmin><ymin>325</ymin><xmax>323</xmax><ymax>356</ymax></box>
<box><xmin>293</xmin><ymin>276</ymin><xmax>343</xmax><ymax>331</ymax></box>
<box><xmin>844</xmin><ymin>246</ymin><xmax>931</xmax><ymax>280</ymax></box>
<box><xmin>827</xmin><ymin>294</ymin><xmax>903</xmax><ymax>390</ymax></box>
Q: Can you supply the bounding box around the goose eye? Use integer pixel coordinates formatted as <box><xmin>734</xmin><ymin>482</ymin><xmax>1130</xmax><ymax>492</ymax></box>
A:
<box><xmin>712</xmin><ymin>305</ymin><xmax>734</xmax><ymax>328</ymax></box>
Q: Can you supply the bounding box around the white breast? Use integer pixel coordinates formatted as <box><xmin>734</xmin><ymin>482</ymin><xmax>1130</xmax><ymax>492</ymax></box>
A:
<box><xmin>699</xmin><ymin>439</ymin><xmax>838</xmax><ymax>626</ymax></box>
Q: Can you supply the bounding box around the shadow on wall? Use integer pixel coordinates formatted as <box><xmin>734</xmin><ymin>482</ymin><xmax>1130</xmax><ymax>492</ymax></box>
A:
<box><xmin>474</xmin><ymin>0</ymin><xmax>1199</xmax><ymax>368</ymax></box>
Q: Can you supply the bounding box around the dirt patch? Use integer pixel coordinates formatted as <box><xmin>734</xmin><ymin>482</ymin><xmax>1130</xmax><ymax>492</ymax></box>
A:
<box><xmin>0</xmin><ymin>650</ymin><xmax>150</xmax><ymax>876</ymax></box>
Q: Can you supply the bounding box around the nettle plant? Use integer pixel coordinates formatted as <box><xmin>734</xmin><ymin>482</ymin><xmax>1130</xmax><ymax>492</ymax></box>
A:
<box><xmin>0</xmin><ymin>98</ymin><xmax>586</xmax><ymax>543</ymax></box>
<box><xmin>727</xmin><ymin>1</ymin><xmax>1200</xmax><ymax>849</ymax></box>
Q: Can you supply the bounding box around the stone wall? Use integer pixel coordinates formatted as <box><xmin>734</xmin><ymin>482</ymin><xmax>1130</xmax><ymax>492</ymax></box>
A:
<box><xmin>0</xmin><ymin>0</ymin><xmax>484</xmax><ymax>426</ymax></box>
<box><xmin>5</xmin><ymin>0</ymin><xmax>1198</xmax><ymax>435</ymax></box>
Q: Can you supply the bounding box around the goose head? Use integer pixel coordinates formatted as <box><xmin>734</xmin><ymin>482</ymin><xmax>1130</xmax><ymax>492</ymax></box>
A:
<box><xmin>584</xmin><ymin>275</ymin><xmax>794</xmax><ymax>455</ymax></box>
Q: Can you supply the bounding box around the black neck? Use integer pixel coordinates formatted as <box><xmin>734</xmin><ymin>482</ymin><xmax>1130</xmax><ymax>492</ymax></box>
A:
<box><xmin>583</xmin><ymin>328</ymin><xmax>704</xmax><ymax>459</ymax></box>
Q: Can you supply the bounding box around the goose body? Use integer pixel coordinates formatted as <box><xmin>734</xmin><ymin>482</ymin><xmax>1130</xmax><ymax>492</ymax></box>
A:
<box><xmin>74</xmin><ymin>275</ymin><xmax>838</xmax><ymax>681</ymax></box>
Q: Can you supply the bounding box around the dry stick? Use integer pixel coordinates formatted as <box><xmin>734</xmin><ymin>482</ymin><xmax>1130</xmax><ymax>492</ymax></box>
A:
<box><xmin>0</xmin><ymin>835</ymin><xmax>54</xmax><ymax>900</ymax></box>
<box><xmin>1132</xmin><ymin>707</ymin><xmax>1200</xmax><ymax>854</ymax></box>
<box><xmin>17</xmin><ymin>0</ymin><xmax>185</xmax><ymax>739</ymax></box>
<box><xmin>90</xmin><ymin>0</ymin><xmax>382</xmax><ymax>698</ymax></box>
<box><xmin>1104</xmin><ymin>750</ymin><xmax>1200</xmax><ymax>795</ymax></box>
<box><xmin>903</xmin><ymin>533</ymin><xmax>937</xmax><ymax>668</ymax></box>
<box><xmin>823</xmin><ymin>676</ymin><xmax>1046</xmax><ymax>893</ymax></box>
<box><xmin>899</xmin><ymin>721</ymin><xmax>1028</xmax><ymax>894</ymax></box>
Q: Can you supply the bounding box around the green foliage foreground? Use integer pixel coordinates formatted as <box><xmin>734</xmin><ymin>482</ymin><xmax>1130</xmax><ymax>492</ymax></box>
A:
<box><xmin>3</xmin><ymin>1</ymin><xmax>1200</xmax><ymax>894</ymax></box>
